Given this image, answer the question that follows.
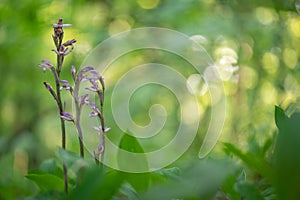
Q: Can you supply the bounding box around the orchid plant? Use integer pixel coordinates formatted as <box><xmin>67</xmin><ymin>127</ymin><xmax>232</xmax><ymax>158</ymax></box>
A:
<box><xmin>38</xmin><ymin>18</ymin><xmax>109</xmax><ymax>193</ymax></box>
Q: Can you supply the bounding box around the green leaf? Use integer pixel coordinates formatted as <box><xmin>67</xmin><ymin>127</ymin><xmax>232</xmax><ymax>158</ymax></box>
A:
<box><xmin>221</xmin><ymin>174</ymin><xmax>241</xmax><ymax>200</ymax></box>
<box><xmin>142</xmin><ymin>159</ymin><xmax>233</xmax><ymax>200</ymax></box>
<box><xmin>39</xmin><ymin>158</ymin><xmax>63</xmax><ymax>178</ymax></box>
<box><xmin>65</xmin><ymin>167</ymin><xmax>124</xmax><ymax>200</ymax></box>
<box><xmin>26</xmin><ymin>170</ymin><xmax>64</xmax><ymax>192</ymax></box>
<box><xmin>122</xmin><ymin>173</ymin><xmax>151</xmax><ymax>191</ymax></box>
<box><xmin>274</xmin><ymin>111</ymin><xmax>300</xmax><ymax>199</ymax></box>
<box><xmin>274</xmin><ymin>105</ymin><xmax>287</xmax><ymax>130</ymax></box>
<box><xmin>262</xmin><ymin>133</ymin><xmax>275</xmax><ymax>156</ymax></box>
<box><xmin>235</xmin><ymin>181</ymin><xmax>265</xmax><ymax>200</ymax></box>
<box><xmin>25</xmin><ymin>190</ymin><xmax>64</xmax><ymax>200</ymax></box>
<box><xmin>117</xmin><ymin>133</ymin><xmax>148</xmax><ymax>172</ymax></box>
<box><xmin>223</xmin><ymin>143</ymin><xmax>275</xmax><ymax>185</ymax></box>
<box><xmin>154</xmin><ymin>167</ymin><xmax>181</xmax><ymax>181</ymax></box>
<box><xmin>56</xmin><ymin>148</ymin><xmax>87</xmax><ymax>171</ymax></box>
<box><xmin>115</xmin><ymin>183</ymin><xmax>140</xmax><ymax>200</ymax></box>
<box><xmin>118</xmin><ymin>133</ymin><xmax>145</xmax><ymax>153</ymax></box>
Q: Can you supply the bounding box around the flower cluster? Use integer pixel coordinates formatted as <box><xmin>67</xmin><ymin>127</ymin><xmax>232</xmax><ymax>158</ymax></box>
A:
<box><xmin>52</xmin><ymin>63</ymin><xmax>110</xmax><ymax>161</ymax></box>
<box><xmin>38</xmin><ymin>18</ymin><xmax>109</xmax><ymax>193</ymax></box>
<box><xmin>38</xmin><ymin>18</ymin><xmax>74</xmax><ymax>194</ymax></box>
<box><xmin>63</xmin><ymin>65</ymin><xmax>109</xmax><ymax>161</ymax></box>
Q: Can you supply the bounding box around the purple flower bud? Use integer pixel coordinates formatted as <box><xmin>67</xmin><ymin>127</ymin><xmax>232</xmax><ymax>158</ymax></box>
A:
<box><xmin>52</xmin><ymin>18</ymin><xmax>64</xmax><ymax>38</ymax></box>
<box><xmin>89</xmin><ymin>70</ymin><xmax>100</xmax><ymax>79</ymax></box>
<box><xmin>71</xmin><ymin>66</ymin><xmax>76</xmax><ymax>80</ymax></box>
<box><xmin>63</xmin><ymin>39</ymin><xmax>77</xmax><ymax>46</ymax></box>
<box><xmin>85</xmin><ymin>86</ymin><xmax>98</xmax><ymax>92</ymax></box>
<box><xmin>42</xmin><ymin>60</ymin><xmax>52</xmax><ymax>66</ymax></box>
<box><xmin>75</xmin><ymin>66</ymin><xmax>96</xmax><ymax>82</ymax></box>
<box><xmin>81</xmin><ymin>66</ymin><xmax>94</xmax><ymax>72</ymax></box>
<box><xmin>60</xmin><ymin>80</ymin><xmax>71</xmax><ymax>87</ymax></box>
<box><xmin>60</xmin><ymin>80</ymin><xmax>72</xmax><ymax>91</ymax></box>
<box><xmin>89</xmin><ymin>111</ymin><xmax>99</xmax><ymax>118</ymax></box>
<box><xmin>89</xmin><ymin>102</ymin><xmax>100</xmax><ymax>113</ymax></box>
<box><xmin>43</xmin><ymin>82</ymin><xmax>58</xmax><ymax>101</ymax></box>
<box><xmin>90</xmin><ymin>78</ymin><xmax>99</xmax><ymax>87</ymax></box>
<box><xmin>80</xmin><ymin>94</ymin><xmax>89</xmax><ymax>105</ymax></box>
<box><xmin>38</xmin><ymin>60</ymin><xmax>54</xmax><ymax>72</ymax></box>
<box><xmin>76</xmin><ymin>72</ymin><xmax>86</xmax><ymax>83</ymax></box>
<box><xmin>60</xmin><ymin>111</ymin><xmax>74</xmax><ymax>122</ymax></box>
<box><xmin>86</xmin><ymin>79</ymin><xmax>101</xmax><ymax>93</ymax></box>
<box><xmin>59</xmin><ymin>45</ymin><xmax>66</xmax><ymax>55</ymax></box>
<box><xmin>43</xmin><ymin>82</ymin><xmax>52</xmax><ymax>90</ymax></box>
<box><xmin>60</xmin><ymin>80</ymin><xmax>71</xmax><ymax>86</ymax></box>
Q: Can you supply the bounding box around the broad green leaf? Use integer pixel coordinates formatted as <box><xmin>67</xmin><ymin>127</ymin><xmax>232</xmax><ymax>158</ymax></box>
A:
<box><xmin>274</xmin><ymin>111</ymin><xmax>300</xmax><ymax>199</ymax></box>
<box><xmin>118</xmin><ymin>133</ymin><xmax>145</xmax><ymax>153</ymax></box>
<box><xmin>122</xmin><ymin>173</ymin><xmax>151</xmax><ymax>192</ymax></box>
<box><xmin>65</xmin><ymin>167</ymin><xmax>124</xmax><ymax>200</ymax></box>
<box><xmin>142</xmin><ymin>159</ymin><xmax>233</xmax><ymax>200</ymax></box>
<box><xmin>56</xmin><ymin>148</ymin><xmax>87</xmax><ymax>171</ymax></box>
<box><xmin>26</xmin><ymin>170</ymin><xmax>64</xmax><ymax>192</ymax></box>
<box><xmin>39</xmin><ymin>158</ymin><xmax>63</xmax><ymax>178</ymax></box>
<box><xmin>274</xmin><ymin>105</ymin><xmax>287</xmax><ymax>130</ymax></box>
<box><xmin>117</xmin><ymin>133</ymin><xmax>148</xmax><ymax>172</ymax></box>
<box><xmin>122</xmin><ymin>167</ymin><xmax>182</xmax><ymax>192</ymax></box>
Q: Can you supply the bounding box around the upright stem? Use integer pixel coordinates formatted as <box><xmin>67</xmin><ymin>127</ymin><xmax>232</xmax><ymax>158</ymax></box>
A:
<box><xmin>55</xmin><ymin>72</ymin><xmax>66</xmax><ymax>149</ymax></box>
<box><xmin>75</xmin><ymin>102</ymin><xmax>84</xmax><ymax>158</ymax></box>
<box><xmin>74</xmin><ymin>80</ymin><xmax>85</xmax><ymax>158</ymax></box>
<box><xmin>98</xmin><ymin>81</ymin><xmax>105</xmax><ymax>163</ymax></box>
<box><xmin>99</xmin><ymin>113</ymin><xmax>105</xmax><ymax>163</ymax></box>
<box><xmin>56</xmin><ymin>45</ymin><xmax>68</xmax><ymax>194</ymax></box>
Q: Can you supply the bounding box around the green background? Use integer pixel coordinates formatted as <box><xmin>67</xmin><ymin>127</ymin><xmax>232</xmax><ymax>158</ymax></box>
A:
<box><xmin>1</xmin><ymin>0</ymin><xmax>300</xmax><ymax>199</ymax></box>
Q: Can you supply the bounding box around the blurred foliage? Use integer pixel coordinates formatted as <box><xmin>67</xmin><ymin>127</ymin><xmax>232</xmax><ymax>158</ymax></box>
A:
<box><xmin>1</xmin><ymin>0</ymin><xmax>300</xmax><ymax>199</ymax></box>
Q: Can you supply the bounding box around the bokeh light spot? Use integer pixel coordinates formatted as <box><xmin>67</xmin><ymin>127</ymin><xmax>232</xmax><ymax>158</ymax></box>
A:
<box><xmin>13</xmin><ymin>149</ymin><xmax>28</xmax><ymax>176</ymax></box>
<box><xmin>108</xmin><ymin>19</ymin><xmax>131</xmax><ymax>35</ymax></box>
<box><xmin>255</xmin><ymin>7</ymin><xmax>278</xmax><ymax>25</ymax></box>
<box><xmin>239</xmin><ymin>65</ymin><xmax>258</xmax><ymax>89</ymax></box>
<box><xmin>136</xmin><ymin>0</ymin><xmax>160</xmax><ymax>9</ymax></box>
<box><xmin>260</xmin><ymin>81</ymin><xmax>277</xmax><ymax>105</ymax></box>
<box><xmin>283</xmin><ymin>48</ymin><xmax>298</xmax><ymax>69</ymax></box>
<box><xmin>289</xmin><ymin>18</ymin><xmax>300</xmax><ymax>38</ymax></box>
<box><xmin>262</xmin><ymin>52</ymin><xmax>279</xmax><ymax>74</ymax></box>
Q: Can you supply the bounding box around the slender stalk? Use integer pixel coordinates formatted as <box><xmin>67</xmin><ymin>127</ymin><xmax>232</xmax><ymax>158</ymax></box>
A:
<box><xmin>55</xmin><ymin>73</ymin><xmax>66</xmax><ymax>148</ymax></box>
<box><xmin>98</xmin><ymin>77</ymin><xmax>105</xmax><ymax>163</ymax></box>
<box><xmin>52</xmin><ymin>18</ymin><xmax>68</xmax><ymax>194</ymax></box>
<box><xmin>75</xmin><ymin>101</ymin><xmax>84</xmax><ymax>158</ymax></box>
<box><xmin>88</xmin><ymin>76</ymin><xmax>107</xmax><ymax>166</ymax></box>
<box><xmin>56</xmin><ymin>54</ymin><xmax>68</xmax><ymax>194</ymax></box>
<box><xmin>63</xmin><ymin>165</ymin><xmax>68</xmax><ymax>194</ymax></box>
<box><xmin>73</xmin><ymin>77</ymin><xmax>85</xmax><ymax>158</ymax></box>
<box><xmin>41</xmin><ymin>18</ymin><xmax>79</xmax><ymax>194</ymax></box>
<box><xmin>98</xmin><ymin>113</ymin><xmax>105</xmax><ymax>163</ymax></box>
